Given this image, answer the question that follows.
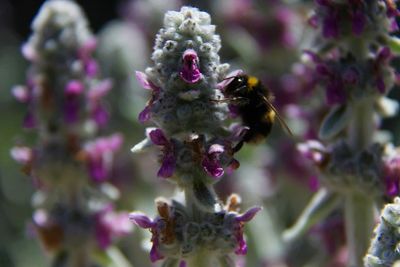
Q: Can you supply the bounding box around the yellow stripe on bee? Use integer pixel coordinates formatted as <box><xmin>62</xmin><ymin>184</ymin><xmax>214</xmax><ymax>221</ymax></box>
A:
<box><xmin>247</xmin><ymin>76</ymin><xmax>259</xmax><ymax>89</ymax></box>
<box><xmin>263</xmin><ymin>110</ymin><xmax>276</xmax><ymax>122</ymax></box>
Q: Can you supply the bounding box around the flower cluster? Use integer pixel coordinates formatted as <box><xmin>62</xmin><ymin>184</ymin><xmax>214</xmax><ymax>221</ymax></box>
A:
<box><xmin>364</xmin><ymin>197</ymin><xmax>400</xmax><ymax>266</ymax></box>
<box><xmin>297</xmin><ymin>140</ymin><xmax>390</xmax><ymax>197</ymax></box>
<box><xmin>283</xmin><ymin>1</ymin><xmax>399</xmax><ymax>266</ymax></box>
<box><xmin>305</xmin><ymin>47</ymin><xmax>395</xmax><ymax>106</ymax></box>
<box><xmin>310</xmin><ymin>0</ymin><xmax>398</xmax><ymax>41</ymax></box>
<box><xmin>130</xmin><ymin>195</ymin><xmax>260</xmax><ymax>266</ymax></box>
<box><xmin>131</xmin><ymin>6</ymin><xmax>260</xmax><ymax>266</ymax></box>
<box><xmin>12</xmin><ymin>1</ymin><xmax>131</xmax><ymax>264</ymax></box>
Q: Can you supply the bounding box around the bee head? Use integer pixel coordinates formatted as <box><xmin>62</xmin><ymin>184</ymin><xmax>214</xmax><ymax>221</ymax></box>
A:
<box><xmin>224</xmin><ymin>75</ymin><xmax>248</xmax><ymax>96</ymax></box>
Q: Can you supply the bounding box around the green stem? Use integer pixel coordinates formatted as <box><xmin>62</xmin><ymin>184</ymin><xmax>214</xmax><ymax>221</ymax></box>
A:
<box><xmin>348</xmin><ymin>100</ymin><xmax>374</xmax><ymax>151</ymax></box>
<box><xmin>344</xmin><ymin>193</ymin><xmax>375</xmax><ymax>267</ymax></box>
<box><xmin>70</xmin><ymin>245</ymin><xmax>91</xmax><ymax>267</ymax></box>
<box><xmin>345</xmin><ymin>100</ymin><xmax>376</xmax><ymax>267</ymax></box>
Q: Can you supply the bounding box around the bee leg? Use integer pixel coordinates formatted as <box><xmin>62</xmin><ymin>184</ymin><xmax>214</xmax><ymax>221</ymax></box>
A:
<box><xmin>233</xmin><ymin>140</ymin><xmax>244</xmax><ymax>153</ymax></box>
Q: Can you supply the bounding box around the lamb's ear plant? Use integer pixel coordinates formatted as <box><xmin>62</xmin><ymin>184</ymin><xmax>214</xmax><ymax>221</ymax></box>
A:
<box><xmin>282</xmin><ymin>1</ymin><xmax>400</xmax><ymax>267</ymax></box>
<box><xmin>365</xmin><ymin>197</ymin><xmax>400</xmax><ymax>267</ymax></box>
<box><xmin>129</xmin><ymin>6</ymin><xmax>261</xmax><ymax>267</ymax></box>
<box><xmin>11</xmin><ymin>1</ymin><xmax>132</xmax><ymax>266</ymax></box>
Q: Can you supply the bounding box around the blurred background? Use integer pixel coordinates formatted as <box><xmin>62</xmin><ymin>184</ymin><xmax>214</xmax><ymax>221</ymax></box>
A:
<box><xmin>1</xmin><ymin>1</ymin><xmax>399</xmax><ymax>267</ymax></box>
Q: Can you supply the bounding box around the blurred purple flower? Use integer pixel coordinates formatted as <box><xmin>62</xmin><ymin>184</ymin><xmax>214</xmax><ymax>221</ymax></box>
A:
<box><xmin>64</xmin><ymin>80</ymin><xmax>84</xmax><ymax>123</ymax></box>
<box><xmin>383</xmin><ymin>155</ymin><xmax>400</xmax><ymax>196</ymax></box>
<box><xmin>88</xmin><ymin>79</ymin><xmax>113</xmax><ymax>127</ymax></box>
<box><xmin>84</xmin><ymin>134</ymin><xmax>123</xmax><ymax>182</ymax></box>
<box><xmin>78</xmin><ymin>38</ymin><xmax>98</xmax><ymax>77</ymax></box>
<box><xmin>373</xmin><ymin>47</ymin><xmax>392</xmax><ymax>94</ymax></box>
<box><xmin>95</xmin><ymin>205</ymin><xmax>133</xmax><ymax>249</ymax></box>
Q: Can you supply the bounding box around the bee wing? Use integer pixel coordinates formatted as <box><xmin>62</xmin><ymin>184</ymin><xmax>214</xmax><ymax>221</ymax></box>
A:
<box><xmin>259</xmin><ymin>93</ymin><xmax>293</xmax><ymax>136</ymax></box>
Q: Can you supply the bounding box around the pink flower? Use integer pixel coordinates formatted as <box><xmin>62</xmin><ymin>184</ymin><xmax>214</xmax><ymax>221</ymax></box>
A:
<box><xmin>179</xmin><ymin>49</ymin><xmax>202</xmax><ymax>84</ymax></box>
<box><xmin>135</xmin><ymin>71</ymin><xmax>161</xmax><ymax>123</ymax></box>
<box><xmin>129</xmin><ymin>212</ymin><xmax>165</xmax><ymax>262</ymax></box>
<box><xmin>202</xmin><ymin>144</ymin><xmax>225</xmax><ymax>178</ymax></box>
<box><xmin>148</xmin><ymin>128</ymin><xmax>176</xmax><ymax>178</ymax></box>
<box><xmin>95</xmin><ymin>205</ymin><xmax>133</xmax><ymax>249</ymax></box>
<box><xmin>383</xmin><ymin>155</ymin><xmax>400</xmax><ymax>196</ymax></box>
<box><xmin>84</xmin><ymin>134</ymin><xmax>123</xmax><ymax>182</ymax></box>
<box><xmin>233</xmin><ymin>206</ymin><xmax>262</xmax><ymax>255</ymax></box>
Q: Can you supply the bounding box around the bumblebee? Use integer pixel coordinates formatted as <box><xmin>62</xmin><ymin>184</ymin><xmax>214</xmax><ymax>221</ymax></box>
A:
<box><xmin>221</xmin><ymin>73</ymin><xmax>292</xmax><ymax>152</ymax></box>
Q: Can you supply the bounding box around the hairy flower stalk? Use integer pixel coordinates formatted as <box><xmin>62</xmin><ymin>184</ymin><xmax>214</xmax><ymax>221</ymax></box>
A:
<box><xmin>12</xmin><ymin>1</ymin><xmax>132</xmax><ymax>266</ymax></box>
<box><xmin>283</xmin><ymin>1</ymin><xmax>399</xmax><ymax>266</ymax></box>
<box><xmin>130</xmin><ymin>7</ymin><xmax>261</xmax><ymax>267</ymax></box>
<box><xmin>364</xmin><ymin>197</ymin><xmax>400</xmax><ymax>266</ymax></box>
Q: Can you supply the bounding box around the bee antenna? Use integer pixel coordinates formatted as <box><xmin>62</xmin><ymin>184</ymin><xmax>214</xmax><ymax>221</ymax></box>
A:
<box><xmin>259</xmin><ymin>93</ymin><xmax>293</xmax><ymax>136</ymax></box>
<box><xmin>221</xmin><ymin>75</ymin><xmax>238</xmax><ymax>81</ymax></box>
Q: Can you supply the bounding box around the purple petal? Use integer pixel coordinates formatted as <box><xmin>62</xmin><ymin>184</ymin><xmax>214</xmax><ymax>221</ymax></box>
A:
<box><xmin>390</xmin><ymin>18</ymin><xmax>399</xmax><ymax>32</ymax></box>
<box><xmin>92</xmin><ymin>105</ymin><xmax>109</xmax><ymax>127</ymax></box>
<box><xmin>33</xmin><ymin>209</ymin><xmax>49</xmax><ymax>226</ymax></box>
<box><xmin>316</xmin><ymin>0</ymin><xmax>330</xmax><ymax>6</ymax></box>
<box><xmin>64</xmin><ymin>98</ymin><xmax>80</xmax><ymax>124</ymax></box>
<box><xmin>129</xmin><ymin>212</ymin><xmax>155</xmax><ymax>228</ymax></box>
<box><xmin>316</xmin><ymin>64</ymin><xmax>331</xmax><ymax>76</ymax></box>
<box><xmin>228</xmin><ymin>104</ymin><xmax>240</xmax><ymax>118</ymax></box>
<box><xmin>217</xmin><ymin>70</ymin><xmax>243</xmax><ymax>90</ymax></box>
<box><xmin>226</xmin><ymin>159</ymin><xmax>240</xmax><ymax>174</ymax></box>
<box><xmin>342</xmin><ymin>67</ymin><xmax>359</xmax><ymax>85</ymax></box>
<box><xmin>79</xmin><ymin>38</ymin><xmax>97</xmax><ymax>58</ymax></box>
<box><xmin>297</xmin><ymin>140</ymin><xmax>326</xmax><ymax>163</ymax></box>
<box><xmin>138</xmin><ymin>105</ymin><xmax>151</xmax><ymax>123</ymax></box>
<box><xmin>158</xmin><ymin>154</ymin><xmax>176</xmax><ymax>178</ymax></box>
<box><xmin>12</xmin><ymin>85</ymin><xmax>29</xmax><ymax>102</ymax></box>
<box><xmin>352</xmin><ymin>11</ymin><xmax>366</xmax><ymax>35</ymax></box>
<box><xmin>376</xmin><ymin>77</ymin><xmax>386</xmax><ymax>93</ymax></box>
<box><xmin>21</xmin><ymin>44</ymin><xmax>37</xmax><ymax>61</ymax></box>
<box><xmin>235</xmin><ymin>236</ymin><xmax>248</xmax><ymax>255</ymax></box>
<box><xmin>378</xmin><ymin>47</ymin><xmax>391</xmax><ymax>62</ymax></box>
<box><xmin>95</xmin><ymin>220</ymin><xmax>112</xmax><ymax>249</ymax></box>
<box><xmin>303</xmin><ymin>50</ymin><xmax>322</xmax><ymax>64</ymax></box>
<box><xmin>108</xmin><ymin>134</ymin><xmax>123</xmax><ymax>151</ymax></box>
<box><xmin>179</xmin><ymin>49</ymin><xmax>202</xmax><ymax>84</ymax></box>
<box><xmin>10</xmin><ymin>146</ymin><xmax>32</xmax><ymax>164</ymax></box>
<box><xmin>229</xmin><ymin>124</ymin><xmax>249</xmax><ymax>141</ymax></box>
<box><xmin>179</xmin><ymin>260</ymin><xmax>187</xmax><ymax>267</ymax></box>
<box><xmin>322</xmin><ymin>15</ymin><xmax>339</xmax><ymax>38</ymax></box>
<box><xmin>308</xmin><ymin>175</ymin><xmax>320</xmax><ymax>192</ymax></box>
<box><xmin>236</xmin><ymin>206</ymin><xmax>262</xmax><ymax>222</ymax></box>
<box><xmin>208</xmin><ymin>144</ymin><xmax>224</xmax><ymax>155</ymax></box>
<box><xmin>385</xmin><ymin>179</ymin><xmax>399</xmax><ymax>196</ymax></box>
<box><xmin>202</xmin><ymin>158</ymin><xmax>224</xmax><ymax>178</ymax></box>
<box><xmin>23</xmin><ymin>111</ymin><xmax>36</xmax><ymax>129</ymax></box>
<box><xmin>308</xmin><ymin>14</ymin><xmax>318</xmax><ymax>28</ymax></box>
<box><xmin>88</xmin><ymin>159</ymin><xmax>107</xmax><ymax>182</ymax></box>
<box><xmin>88</xmin><ymin>79</ymin><xmax>113</xmax><ymax>100</ymax></box>
<box><xmin>135</xmin><ymin>71</ymin><xmax>159</xmax><ymax>91</ymax></box>
<box><xmin>65</xmin><ymin>80</ymin><xmax>84</xmax><ymax>95</ymax></box>
<box><xmin>100</xmin><ymin>211</ymin><xmax>133</xmax><ymax>236</ymax></box>
<box><xmin>85</xmin><ymin>59</ymin><xmax>98</xmax><ymax>77</ymax></box>
<box><xmin>148</xmin><ymin>129</ymin><xmax>169</xmax><ymax>146</ymax></box>
<box><xmin>150</xmin><ymin>243</ymin><xmax>164</xmax><ymax>262</ymax></box>
<box><xmin>326</xmin><ymin>81</ymin><xmax>346</xmax><ymax>105</ymax></box>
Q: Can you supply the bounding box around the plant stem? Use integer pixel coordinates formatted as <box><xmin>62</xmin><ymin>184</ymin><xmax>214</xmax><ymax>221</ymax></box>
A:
<box><xmin>345</xmin><ymin>100</ymin><xmax>376</xmax><ymax>267</ymax></box>
<box><xmin>344</xmin><ymin>193</ymin><xmax>375</xmax><ymax>267</ymax></box>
